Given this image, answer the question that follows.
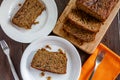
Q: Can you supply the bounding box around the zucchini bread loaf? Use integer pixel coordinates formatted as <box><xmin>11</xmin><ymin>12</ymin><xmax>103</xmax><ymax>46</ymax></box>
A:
<box><xmin>12</xmin><ymin>0</ymin><xmax>45</xmax><ymax>29</ymax></box>
<box><xmin>76</xmin><ymin>0</ymin><xmax>119</xmax><ymax>21</ymax></box>
<box><xmin>31</xmin><ymin>48</ymin><xmax>67</xmax><ymax>74</ymax></box>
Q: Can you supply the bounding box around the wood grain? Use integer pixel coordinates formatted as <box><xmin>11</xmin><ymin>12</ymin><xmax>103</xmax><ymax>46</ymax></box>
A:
<box><xmin>0</xmin><ymin>0</ymin><xmax>120</xmax><ymax>80</ymax></box>
<box><xmin>53</xmin><ymin>0</ymin><xmax>120</xmax><ymax>54</ymax></box>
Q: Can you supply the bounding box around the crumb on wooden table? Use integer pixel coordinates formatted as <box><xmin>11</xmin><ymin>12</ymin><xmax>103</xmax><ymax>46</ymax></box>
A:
<box><xmin>45</xmin><ymin>45</ymin><xmax>51</xmax><ymax>50</ymax></box>
<box><xmin>40</xmin><ymin>71</ymin><xmax>45</xmax><ymax>77</ymax></box>
<box><xmin>47</xmin><ymin>76</ymin><xmax>51</xmax><ymax>80</ymax></box>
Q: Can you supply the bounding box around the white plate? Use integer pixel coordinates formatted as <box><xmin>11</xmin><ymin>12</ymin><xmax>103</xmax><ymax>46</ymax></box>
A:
<box><xmin>0</xmin><ymin>0</ymin><xmax>58</xmax><ymax>43</ymax></box>
<box><xmin>20</xmin><ymin>36</ymin><xmax>81</xmax><ymax>80</ymax></box>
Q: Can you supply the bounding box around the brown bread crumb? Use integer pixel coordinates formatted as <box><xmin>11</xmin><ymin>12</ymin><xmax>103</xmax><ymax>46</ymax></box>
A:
<box><xmin>33</xmin><ymin>21</ymin><xmax>39</xmax><ymax>25</ymax></box>
<box><xmin>58</xmin><ymin>48</ymin><xmax>64</xmax><ymax>54</ymax></box>
<box><xmin>40</xmin><ymin>71</ymin><xmax>45</xmax><ymax>77</ymax></box>
<box><xmin>47</xmin><ymin>76</ymin><xmax>51</xmax><ymax>80</ymax></box>
<box><xmin>45</xmin><ymin>45</ymin><xmax>51</xmax><ymax>50</ymax></box>
<box><xmin>18</xmin><ymin>3</ymin><xmax>22</xmax><ymax>6</ymax></box>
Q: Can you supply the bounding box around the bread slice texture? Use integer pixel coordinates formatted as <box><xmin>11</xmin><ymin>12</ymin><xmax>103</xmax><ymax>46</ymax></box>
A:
<box><xmin>76</xmin><ymin>0</ymin><xmax>119</xmax><ymax>21</ymax></box>
<box><xmin>68</xmin><ymin>9</ymin><xmax>101</xmax><ymax>33</ymax></box>
<box><xmin>62</xmin><ymin>28</ymin><xmax>84</xmax><ymax>45</ymax></box>
<box><xmin>12</xmin><ymin>0</ymin><xmax>45</xmax><ymax>29</ymax></box>
<box><xmin>63</xmin><ymin>22</ymin><xmax>96</xmax><ymax>42</ymax></box>
<box><xmin>31</xmin><ymin>48</ymin><xmax>67</xmax><ymax>74</ymax></box>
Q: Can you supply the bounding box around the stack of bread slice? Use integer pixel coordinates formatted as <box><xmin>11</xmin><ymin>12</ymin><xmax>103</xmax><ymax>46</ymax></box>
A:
<box><xmin>61</xmin><ymin>0</ymin><xmax>118</xmax><ymax>45</ymax></box>
<box><xmin>62</xmin><ymin>8</ymin><xmax>102</xmax><ymax>45</ymax></box>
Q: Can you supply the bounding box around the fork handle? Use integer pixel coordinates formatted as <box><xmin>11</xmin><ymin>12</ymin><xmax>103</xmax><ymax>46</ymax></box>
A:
<box><xmin>6</xmin><ymin>54</ymin><xmax>19</xmax><ymax>80</ymax></box>
<box><xmin>89</xmin><ymin>70</ymin><xmax>95</xmax><ymax>80</ymax></box>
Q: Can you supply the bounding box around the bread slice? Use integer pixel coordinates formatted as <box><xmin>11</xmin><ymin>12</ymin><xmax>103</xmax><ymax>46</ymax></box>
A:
<box><xmin>76</xmin><ymin>0</ymin><xmax>119</xmax><ymax>21</ymax></box>
<box><xmin>12</xmin><ymin>0</ymin><xmax>45</xmax><ymax>29</ymax></box>
<box><xmin>62</xmin><ymin>28</ymin><xmax>83</xmax><ymax>45</ymax></box>
<box><xmin>68</xmin><ymin>9</ymin><xmax>101</xmax><ymax>32</ymax></box>
<box><xmin>31</xmin><ymin>48</ymin><xmax>67</xmax><ymax>74</ymax></box>
<box><xmin>63</xmin><ymin>22</ymin><xmax>96</xmax><ymax>42</ymax></box>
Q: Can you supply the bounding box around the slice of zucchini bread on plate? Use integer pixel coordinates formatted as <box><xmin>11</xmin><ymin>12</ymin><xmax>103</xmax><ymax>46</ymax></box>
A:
<box><xmin>31</xmin><ymin>48</ymin><xmax>67</xmax><ymax>74</ymax></box>
<box><xmin>12</xmin><ymin>0</ymin><xmax>45</xmax><ymax>29</ymax></box>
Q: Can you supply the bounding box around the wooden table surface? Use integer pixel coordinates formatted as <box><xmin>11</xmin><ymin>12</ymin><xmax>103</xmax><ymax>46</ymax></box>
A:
<box><xmin>0</xmin><ymin>0</ymin><xmax>120</xmax><ymax>80</ymax></box>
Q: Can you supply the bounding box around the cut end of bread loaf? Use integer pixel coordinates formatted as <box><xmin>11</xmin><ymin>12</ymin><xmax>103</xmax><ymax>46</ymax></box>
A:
<box><xmin>76</xmin><ymin>0</ymin><xmax>119</xmax><ymax>21</ymax></box>
<box><xmin>31</xmin><ymin>48</ymin><xmax>67</xmax><ymax>74</ymax></box>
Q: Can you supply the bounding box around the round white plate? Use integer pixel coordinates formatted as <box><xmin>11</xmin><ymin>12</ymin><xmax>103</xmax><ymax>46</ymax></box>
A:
<box><xmin>0</xmin><ymin>0</ymin><xmax>58</xmax><ymax>43</ymax></box>
<box><xmin>20</xmin><ymin>36</ymin><xmax>81</xmax><ymax>80</ymax></box>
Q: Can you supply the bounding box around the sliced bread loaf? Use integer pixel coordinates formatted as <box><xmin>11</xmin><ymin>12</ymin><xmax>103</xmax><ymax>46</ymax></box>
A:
<box><xmin>68</xmin><ymin>9</ymin><xmax>101</xmax><ymax>33</ymax></box>
<box><xmin>76</xmin><ymin>0</ymin><xmax>119</xmax><ymax>21</ymax></box>
<box><xmin>63</xmin><ymin>22</ymin><xmax>96</xmax><ymax>42</ymax></box>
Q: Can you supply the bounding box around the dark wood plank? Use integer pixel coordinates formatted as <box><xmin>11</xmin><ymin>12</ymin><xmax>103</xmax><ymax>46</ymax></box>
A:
<box><xmin>9</xmin><ymin>41</ymin><xmax>23</xmax><ymax>80</ymax></box>
<box><xmin>0</xmin><ymin>27</ymin><xmax>16</xmax><ymax>80</ymax></box>
<box><xmin>0</xmin><ymin>0</ymin><xmax>120</xmax><ymax>80</ymax></box>
<box><xmin>102</xmin><ymin>14</ymin><xmax>120</xmax><ymax>55</ymax></box>
<box><xmin>0</xmin><ymin>25</ymin><xmax>29</xmax><ymax>80</ymax></box>
<box><xmin>0</xmin><ymin>48</ymin><xmax>14</xmax><ymax>80</ymax></box>
<box><xmin>55</xmin><ymin>0</ymin><xmax>69</xmax><ymax>17</ymax></box>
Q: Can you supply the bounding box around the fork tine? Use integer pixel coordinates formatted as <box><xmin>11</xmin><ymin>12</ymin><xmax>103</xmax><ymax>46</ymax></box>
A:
<box><xmin>0</xmin><ymin>40</ymin><xmax>9</xmax><ymax>50</ymax></box>
<box><xmin>0</xmin><ymin>40</ymin><xmax>5</xmax><ymax>49</ymax></box>
<box><xmin>97</xmin><ymin>50</ymin><xmax>105</xmax><ymax>61</ymax></box>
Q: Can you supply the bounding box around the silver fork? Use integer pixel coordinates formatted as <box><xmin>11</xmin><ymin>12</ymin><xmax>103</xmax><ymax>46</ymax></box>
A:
<box><xmin>0</xmin><ymin>40</ymin><xmax>19</xmax><ymax>80</ymax></box>
<box><xmin>89</xmin><ymin>50</ymin><xmax>105</xmax><ymax>80</ymax></box>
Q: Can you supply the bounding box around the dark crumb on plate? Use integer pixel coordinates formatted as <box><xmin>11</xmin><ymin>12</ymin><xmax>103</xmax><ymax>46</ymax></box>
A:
<box><xmin>45</xmin><ymin>45</ymin><xmax>51</xmax><ymax>50</ymax></box>
<box><xmin>47</xmin><ymin>76</ymin><xmax>52</xmax><ymax>80</ymax></box>
<box><xmin>33</xmin><ymin>21</ymin><xmax>39</xmax><ymax>25</ymax></box>
<box><xmin>18</xmin><ymin>3</ymin><xmax>22</xmax><ymax>6</ymax></box>
<box><xmin>58</xmin><ymin>48</ymin><xmax>64</xmax><ymax>54</ymax></box>
<box><xmin>40</xmin><ymin>71</ymin><xmax>45</xmax><ymax>77</ymax></box>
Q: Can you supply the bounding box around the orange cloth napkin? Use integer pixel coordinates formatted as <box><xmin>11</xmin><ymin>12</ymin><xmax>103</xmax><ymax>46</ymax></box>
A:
<box><xmin>79</xmin><ymin>43</ymin><xmax>120</xmax><ymax>80</ymax></box>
